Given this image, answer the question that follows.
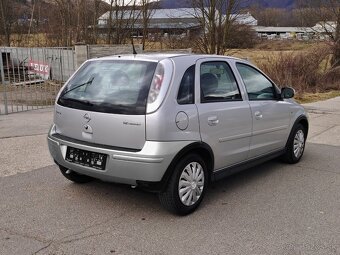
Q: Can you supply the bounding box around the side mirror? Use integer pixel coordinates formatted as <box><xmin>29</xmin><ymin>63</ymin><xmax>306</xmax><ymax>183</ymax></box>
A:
<box><xmin>281</xmin><ymin>87</ymin><xmax>295</xmax><ymax>99</ymax></box>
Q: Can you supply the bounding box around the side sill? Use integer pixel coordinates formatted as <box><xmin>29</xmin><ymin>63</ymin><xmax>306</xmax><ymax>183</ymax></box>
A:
<box><xmin>211</xmin><ymin>149</ymin><xmax>285</xmax><ymax>182</ymax></box>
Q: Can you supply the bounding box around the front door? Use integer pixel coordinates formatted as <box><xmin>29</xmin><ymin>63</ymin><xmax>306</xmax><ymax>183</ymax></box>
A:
<box><xmin>235</xmin><ymin>63</ymin><xmax>292</xmax><ymax>158</ymax></box>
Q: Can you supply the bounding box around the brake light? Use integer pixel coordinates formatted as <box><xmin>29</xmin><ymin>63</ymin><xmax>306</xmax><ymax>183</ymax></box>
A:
<box><xmin>148</xmin><ymin>63</ymin><xmax>164</xmax><ymax>103</ymax></box>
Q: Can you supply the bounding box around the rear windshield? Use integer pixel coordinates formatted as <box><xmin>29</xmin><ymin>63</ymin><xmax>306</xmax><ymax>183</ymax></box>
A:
<box><xmin>57</xmin><ymin>60</ymin><xmax>157</xmax><ymax>115</ymax></box>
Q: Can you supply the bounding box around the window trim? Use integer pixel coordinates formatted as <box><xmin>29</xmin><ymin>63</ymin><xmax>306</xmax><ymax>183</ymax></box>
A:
<box><xmin>199</xmin><ymin>61</ymin><xmax>243</xmax><ymax>104</ymax></box>
<box><xmin>235</xmin><ymin>62</ymin><xmax>281</xmax><ymax>101</ymax></box>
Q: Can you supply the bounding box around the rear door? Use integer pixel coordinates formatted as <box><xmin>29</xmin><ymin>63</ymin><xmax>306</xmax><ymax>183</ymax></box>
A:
<box><xmin>195</xmin><ymin>59</ymin><xmax>252</xmax><ymax>170</ymax></box>
<box><xmin>235</xmin><ymin>63</ymin><xmax>292</xmax><ymax>158</ymax></box>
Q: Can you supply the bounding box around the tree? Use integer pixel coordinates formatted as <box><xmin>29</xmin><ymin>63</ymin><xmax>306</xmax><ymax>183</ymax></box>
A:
<box><xmin>91</xmin><ymin>0</ymin><xmax>104</xmax><ymax>44</ymax></box>
<box><xmin>191</xmin><ymin>0</ymin><xmax>247</xmax><ymax>55</ymax></box>
<box><xmin>140</xmin><ymin>0</ymin><xmax>158</xmax><ymax>50</ymax></box>
<box><xmin>106</xmin><ymin>0</ymin><xmax>138</xmax><ymax>44</ymax></box>
<box><xmin>298</xmin><ymin>0</ymin><xmax>340</xmax><ymax>67</ymax></box>
<box><xmin>53</xmin><ymin>0</ymin><xmax>73</xmax><ymax>46</ymax></box>
<box><xmin>0</xmin><ymin>0</ymin><xmax>16</xmax><ymax>46</ymax></box>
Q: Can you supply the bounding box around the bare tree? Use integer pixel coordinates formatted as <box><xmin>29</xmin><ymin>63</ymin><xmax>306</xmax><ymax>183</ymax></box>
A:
<box><xmin>92</xmin><ymin>0</ymin><xmax>103</xmax><ymax>44</ymax></box>
<box><xmin>106</xmin><ymin>0</ymin><xmax>137</xmax><ymax>44</ymax></box>
<box><xmin>139</xmin><ymin>0</ymin><xmax>158</xmax><ymax>50</ymax></box>
<box><xmin>52</xmin><ymin>0</ymin><xmax>73</xmax><ymax>46</ymax></box>
<box><xmin>191</xmin><ymin>0</ymin><xmax>245</xmax><ymax>55</ymax></box>
<box><xmin>250</xmin><ymin>7</ymin><xmax>288</xmax><ymax>27</ymax></box>
<box><xmin>298</xmin><ymin>0</ymin><xmax>340</xmax><ymax>67</ymax></box>
<box><xmin>0</xmin><ymin>0</ymin><xmax>16</xmax><ymax>46</ymax></box>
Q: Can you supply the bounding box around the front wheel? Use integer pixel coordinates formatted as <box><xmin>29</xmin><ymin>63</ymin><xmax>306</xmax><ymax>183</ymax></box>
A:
<box><xmin>282</xmin><ymin>123</ymin><xmax>306</xmax><ymax>164</ymax></box>
<box><xmin>158</xmin><ymin>154</ymin><xmax>208</xmax><ymax>215</ymax></box>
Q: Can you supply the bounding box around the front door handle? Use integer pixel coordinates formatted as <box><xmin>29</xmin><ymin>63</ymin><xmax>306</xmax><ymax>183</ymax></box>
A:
<box><xmin>208</xmin><ymin>116</ymin><xmax>219</xmax><ymax>126</ymax></box>
<box><xmin>254</xmin><ymin>111</ymin><xmax>263</xmax><ymax>119</ymax></box>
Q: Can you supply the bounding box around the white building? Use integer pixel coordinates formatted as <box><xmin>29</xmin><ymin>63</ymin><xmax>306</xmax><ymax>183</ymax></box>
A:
<box><xmin>312</xmin><ymin>21</ymin><xmax>337</xmax><ymax>34</ymax></box>
<box><xmin>254</xmin><ymin>21</ymin><xmax>337</xmax><ymax>40</ymax></box>
<box><xmin>98</xmin><ymin>8</ymin><xmax>258</xmax><ymax>36</ymax></box>
<box><xmin>230</xmin><ymin>12</ymin><xmax>258</xmax><ymax>26</ymax></box>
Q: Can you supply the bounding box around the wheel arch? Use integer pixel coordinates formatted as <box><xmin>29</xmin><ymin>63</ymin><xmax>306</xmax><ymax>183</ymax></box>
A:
<box><xmin>294</xmin><ymin>115</ymin><xmax>309</xmax><ymax>138</ymax></box>
<box><xmin>286</xmin><ymin>114</ymin><xmax>309</xmax><ymax>148</ymax></box>
<box><xmin>165</xmin><ymin>142</ymin><xmax>214</xmax><ymax>180</ymax></box>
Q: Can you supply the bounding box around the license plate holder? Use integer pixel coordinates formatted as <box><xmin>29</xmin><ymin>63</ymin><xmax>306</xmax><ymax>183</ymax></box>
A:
<box><xmin>65</xmin><ymin>147</ymin><xmax>107</xmax><ymax>170</ymax></box>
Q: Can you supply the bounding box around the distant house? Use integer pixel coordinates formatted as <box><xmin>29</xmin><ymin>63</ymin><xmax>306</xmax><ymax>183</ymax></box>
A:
<box><xmin>97</xmin><ymin>8</ymin><xmax>258</xmax><ymax>37</ymax></box>
<box><xmin>254</xmin><ymin>21</ymin><xmax>337</xmax><ymax>41</ymax></box>
<box><xmin>254</xmin><ymin>26</ymin><xmax>313</xmax><ymax>40</ymax></box>
<box><xmin>312</xmin><ymin>21</ymin><xmax>337</xmax><ymax>34</ymax></box>
<box><xmin>230</xmin><ymin>12</ymin><xmax>258</xmax><ymax>26</ymax></box>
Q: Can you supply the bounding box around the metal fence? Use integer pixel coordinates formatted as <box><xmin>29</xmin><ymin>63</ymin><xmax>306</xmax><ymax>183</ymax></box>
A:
<box><xmin>0</xmin><ymin>47</ymin><xmax>75</xmax><ymax>115</ymax></box>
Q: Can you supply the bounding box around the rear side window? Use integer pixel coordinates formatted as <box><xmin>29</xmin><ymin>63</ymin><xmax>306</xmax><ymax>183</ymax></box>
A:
<box><xmin>236</xmin><ymin>63</ymin><xmax>276</xmax><ymax>100</ymax></box>
<box><xmin>57</xmin><ymin>60</ymin><xmax>157</xmax><ymax>115</ymax></box>
<box><xmin>177</xmin><ymin>65</ymin><xmax>195</xmax><ymax>105</ymax></box>
<box><xmin>200</xmin><ymin>61</ymin><xmax>241</xmax><ymax>103</ymax></box>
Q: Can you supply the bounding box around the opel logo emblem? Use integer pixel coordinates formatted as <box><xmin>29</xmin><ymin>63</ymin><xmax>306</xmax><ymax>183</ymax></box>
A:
<box><xmin>83</xmin><ymin>113</ymin><xmax>91</xmax><ymax>123</ymax></box>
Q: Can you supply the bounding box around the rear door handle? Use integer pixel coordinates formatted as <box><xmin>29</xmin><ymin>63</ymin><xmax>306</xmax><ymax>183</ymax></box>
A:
<box><xmin>254</xmin><ymin>111</ymin><xmax>263</xmax><ymax>119</ymax></box>
<box><xmin>208</xmin><ymin>116</ymin><xmax>219</xmax><ymax>126</ymax></box>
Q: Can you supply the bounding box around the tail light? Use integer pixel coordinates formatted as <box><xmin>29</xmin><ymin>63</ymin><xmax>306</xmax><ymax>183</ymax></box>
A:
<box><xmin>148</xmin><ymin>63</ymin><xmax>164</xmax><ymax>104</ymax></box>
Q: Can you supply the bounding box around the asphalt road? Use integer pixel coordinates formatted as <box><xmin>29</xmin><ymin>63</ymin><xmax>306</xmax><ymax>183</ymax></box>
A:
<box><xmin>1</xmin><ymin>98</ymin><xmax>340</xmax><ymax>255</ymax></box>
<box><xmin>0</xmin><ymin>142</ymin><xmax>339</xmax><ymax>255</ymax></box>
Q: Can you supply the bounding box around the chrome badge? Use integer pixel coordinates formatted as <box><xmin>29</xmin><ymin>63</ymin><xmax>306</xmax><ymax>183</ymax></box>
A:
<box><xmin>83</xmin><ymin>113</ymin><xmax>91</xmax><ymax>123</ymax></box>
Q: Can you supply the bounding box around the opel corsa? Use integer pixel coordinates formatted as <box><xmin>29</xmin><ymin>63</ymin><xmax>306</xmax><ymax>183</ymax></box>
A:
<box><xmin>48</xmin><ymin>54</ymin><xmax>308</xmax><ymax>215</ymax></box>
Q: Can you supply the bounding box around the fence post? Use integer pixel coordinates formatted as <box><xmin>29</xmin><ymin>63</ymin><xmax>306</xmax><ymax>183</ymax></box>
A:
<box><xmin>0</xmin><ymin>50</ymin><xmax>8</xmax><ymax>114</ymax></box>
<box><xmin>74</xmin><ymin>43</ymin><xmax>88</xmax><ymax>69</ymax></box>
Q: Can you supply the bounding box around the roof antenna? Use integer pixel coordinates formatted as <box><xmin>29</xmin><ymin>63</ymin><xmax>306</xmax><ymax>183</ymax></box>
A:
<box><xmin>131</xmin><ymin>33</ymin><xmax>137</xmax><ymax>55</ymax></box>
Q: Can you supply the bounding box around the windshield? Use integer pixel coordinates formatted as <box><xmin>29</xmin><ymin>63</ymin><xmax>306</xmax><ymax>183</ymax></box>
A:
<box><xmin>57</xmin><ymin>60</ymin><xmax>157</xmax><ymax>115</ymax></box>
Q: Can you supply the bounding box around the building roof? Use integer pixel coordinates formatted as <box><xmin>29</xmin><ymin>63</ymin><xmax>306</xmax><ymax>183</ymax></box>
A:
<box><xmin>312</xmin><ymin>21</ymin><xmax>337</xmax><ymax>33</ymax></box>
<box><xmin>254</xmin><ymin>26</ymin><xmax>313</xmax><ymax>33</ymax></box>
<box><xmin>98</xmin><ymin>8</ymin><xmax>258</xmax><ymax>26</ymax></box>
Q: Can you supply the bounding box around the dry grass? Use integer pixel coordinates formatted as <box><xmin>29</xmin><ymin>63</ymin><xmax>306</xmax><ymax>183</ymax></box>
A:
<box><xmin>295</xmin><ymin>90</ymin><xmax>340</xmax><ymax>104</ymax></box>
<box><xmin>0</xmin><ymin>84</ymin><xmax>15</xmax><ymax>92</ymax></box>
<box><xmin>254</xmin><ymin>40</ymin><xmax>317</xmax><ymax>51</ymax></box>
<box><xmin>229</xmin><ymin>49</ymin><xmax>288</xmax><ymax>65</ymax></box>
<box><xmin>231</xmin><ymin>44</ymin><xmax>339</xmax><ymax>93</ymax></box>
<box><xmin>0</xmin><ymin>81</ymin><xmax>62</xmax><ymax>107</ymax></box>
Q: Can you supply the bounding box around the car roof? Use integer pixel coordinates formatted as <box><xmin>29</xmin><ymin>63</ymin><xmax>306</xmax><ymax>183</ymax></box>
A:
<box><xmin>91</xmin><ymin>53</ymin><xmax>246</xmax><ymax>63</ymax></box>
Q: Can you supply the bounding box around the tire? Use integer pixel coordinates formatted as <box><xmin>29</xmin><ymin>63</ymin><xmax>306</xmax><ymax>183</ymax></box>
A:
<box><xmin>282</xmin><ymin>123</ymin><xmax>306</xmax><ymax>164</ymax></box>
<box><xmin>59</xmin><ymin>165</ymin><xmax>94</xmax><ymax>184</ymax></box>
<box><xmin>158</xmin><ymin>154</ymin><xmax>208</xmax><ymax>215</ymax></box>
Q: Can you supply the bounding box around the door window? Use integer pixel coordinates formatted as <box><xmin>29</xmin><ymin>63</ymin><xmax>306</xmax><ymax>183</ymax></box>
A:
<box><xmin>200</xmin><ymin>61</ymin><xmax>241</xmax><ymax>103</ymax></box>
<box><xmin>177</xmin><ymin>65</ymin><xmax>195</xmax><ymax>104</ymax></box>
<box><xmin>236</xmin><ymin>63</ymin><xmax>277</xmax><ymax>100</ymax></box>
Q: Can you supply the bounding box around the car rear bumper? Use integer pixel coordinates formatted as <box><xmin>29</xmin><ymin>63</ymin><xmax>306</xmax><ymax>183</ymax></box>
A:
<box><xmin>47</xmin><ymin>125</ymin><xmax>193</xmax><ymax>185</ymax></box>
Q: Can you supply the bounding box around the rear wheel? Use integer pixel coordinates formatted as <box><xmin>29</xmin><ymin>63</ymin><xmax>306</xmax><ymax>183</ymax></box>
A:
<box><xmin>282</xmin><ymin>123</ymin><xmax>306</xmax><ymax>164</ymax></box>
<box><xmin>158</xmin><ymin>154</ymin><xmax>208</xmax><ymax>215</ymax></box>
<box><xmin>59</xmin><ymin>165</ymin><xmax>93</xmax><ymax>183</ymax></box>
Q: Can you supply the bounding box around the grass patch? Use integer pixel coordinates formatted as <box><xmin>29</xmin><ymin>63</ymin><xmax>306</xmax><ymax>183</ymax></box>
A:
<box><xmin>0</xmin><ymin>84</ymin><xmax>15</xmax><ymax>92</ymax></box>
<box><xmin>254</xmin><ymin>40</ymin><xmax>318</xmax><ymax>51</ymax></box>
<box><xmin>295</xmin><ymin>90</ymin><xmax>340</xmax><ymax>104</ymax></box>
<box><xmin>14</xmin><ymin>98</ymin><xmax>54</xmax><ymax>106</ymax></box>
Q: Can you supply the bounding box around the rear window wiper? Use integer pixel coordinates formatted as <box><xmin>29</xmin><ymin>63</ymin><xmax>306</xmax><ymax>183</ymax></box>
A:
<box><xmin>59</xmin><ymin>77</ymin><xmax>95</xmax><ymax>98</ymax></box>
<box><xmin>59</xmin><ymin>97</ymin><xmax>94</xmax><ymax>107</ymax></box>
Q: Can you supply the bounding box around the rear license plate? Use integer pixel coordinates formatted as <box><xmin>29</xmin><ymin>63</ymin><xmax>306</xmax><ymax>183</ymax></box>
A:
<box><xmin>65</xmin><ymin>147</ymin><xmax>107</xmax><ymax>170</ymax></box>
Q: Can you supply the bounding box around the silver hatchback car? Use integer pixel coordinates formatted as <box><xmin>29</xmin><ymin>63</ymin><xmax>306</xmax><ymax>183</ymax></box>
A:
<box><xmin>48</xmin><ymin>54</ymin><xmax>308</xmax><ymax>215</ymax></box>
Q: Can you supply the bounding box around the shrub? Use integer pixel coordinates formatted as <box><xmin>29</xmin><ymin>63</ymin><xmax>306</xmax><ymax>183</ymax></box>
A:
<box><xmin>225</xmin><ymin>24</ymin><xmax>258</xmax><ymax>49</ymax></box>
<box><xmin>258</xmin><ymin>46</ymin><xmax>339</xmax><ymax>92</ymax></box>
